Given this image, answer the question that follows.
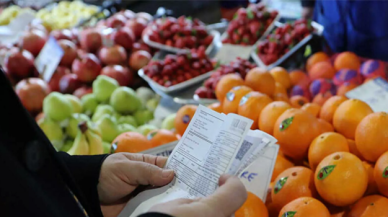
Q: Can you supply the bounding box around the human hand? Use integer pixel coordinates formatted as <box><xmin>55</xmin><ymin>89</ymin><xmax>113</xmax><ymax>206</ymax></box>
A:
<box><xmin>148</xmin><ymin>174</ymin><xmax>247</xmax><ymax>217</ymax></box>
<box><xmin>98</xmin><ymin>153</ymin><xmax>174</xmax><ymax>217</ymax></box>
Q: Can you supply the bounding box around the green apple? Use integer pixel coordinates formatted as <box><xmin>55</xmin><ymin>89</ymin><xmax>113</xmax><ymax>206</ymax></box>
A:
<box><xmin>64</xmin><ymin>94</ymin><xmax>83</xmax><ymax>114</ymax></box>
<box><xmin>93</xmin><ymin>75</ymin><xmax>119</xmax><ymax>103</ymax></box>
<box><xmin>95</xmin><ymin>114</ymin><xmax>120</xmax><ymax>143</ymax></box>
<box><xmin>118</xmin><ymin>123</ymin><xmax>137</xmax><ymax>134</ymax></box>
<box><xmin>161</xmin><ymin>113</ymin><xmax>176</xmax><ymax>130</ymax></box>
<box><xmin>81</xmin><ymin>94</ymin><xmax>99</xmax><ymax>116</ymax></box>
<box><xmin>61</xmin><ymin>139</ymin><xmax>74</xmax><ymax>152</ymax></box>
<box><xmin>146</xmin><ymin>98</ymin><xmax>159</xmax><ymax>112</ymax></box>
<box><xmin>102</xmin><ymin>141</ymin><xmax>111</xmax><ymax>154</ymax></box>
<box><xmin>110</xmin><ymin>87</ymin><xmax>142</xmax><ymax>114</ymax></box>
<box><xmin>38</xmin><ymin>116</ymin><xmax>64</xmax><ymax>143</ymax></box>
<box><xmin>92</xmin><ymin>104</ymin><xmax>114</xmax><ymax>122</ymax></box>
<box><xmin>137</xmin><ymin>124</ymin><xmax>158</xmax><ymax>136</ymax></box>
<box><xmin>66</xmin><ymin>113</ymin><xmax>90</xmax><ymax>139</ymax></box>
<box><xmin>43</xmin><ymin>92</ymin><xmax>73</xmax><ymax>121</ymax></box>
<box><xmin>113</xmin><ymin>111</ymin><xmax>122</xmax><ymax>121</ymax></box>
<box><xmin>134</xmin><ymin>110</ymin><xmax>154</xmax><ymax>125</ymax></box>
<box><xmin>118</xmin><ymin>115</ymin><xmax>138</xmax><ymax>127</ymax></box>
<box><xmin>136</xmin><ymin>87</ymin><xmax>155</xmax><ymax>105</ymax></box>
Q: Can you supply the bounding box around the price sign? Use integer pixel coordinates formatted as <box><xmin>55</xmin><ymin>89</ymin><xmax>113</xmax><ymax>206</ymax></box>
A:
<box><xmin>34</xmin><ymin>37</ymin><xmax>64</xmax><ymax>82</ymax></box>
<box><xmin>8</xmin><ymin>11</ymin><xmax>36</xmax><ymax>32</ymax></box>
<box><xmin>214</xmin><ymin>44</ymin><xmax>253</xmax><ymax>64</ymax></box>
<box><xmin>346</xmin><ymin>77</ymin><xmax>388</xmax><ymax>112</ymax></box>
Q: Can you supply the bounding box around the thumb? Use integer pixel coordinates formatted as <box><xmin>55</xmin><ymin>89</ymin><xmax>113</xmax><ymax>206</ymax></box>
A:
<box><xmin>126</xmin><ymin>161</ymin><xmax>174</xmax><ymax>187</ymax></box>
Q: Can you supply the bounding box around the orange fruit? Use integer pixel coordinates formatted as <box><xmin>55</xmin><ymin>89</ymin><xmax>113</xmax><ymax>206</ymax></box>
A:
<box><xmin>274</xmin><ymin>82</ymin><xmax>287</xmax><ymax>95</ymax></box>
<box><xmin>270</xmin><ymin>67</ymin><xmax>291</xmax><ymax>89</ymax></box>
<box><xmin>278</xmin><ymin>197</ymin><xmax>331</xmax><ymax>217</ymax></box>
<box><xmin>289</xmin><ymin>95</ymin><xmax>309</xmax><ymax>108</ymax></box>
<box><xmin>174</xmin><ymin>105</ymin><xmax>197</xmax><ymax>136</ymax></box>
<box><xmin>207</xmin><ymin>102</ymin><xmax>223</xmax><ymax>113</ymax></box>
<box><xmin>309</xmin><ymin>61</ymin><xmax>336</xmax><ymax>80</ymax></box>
<box><xmin>317</xmin><ymin>119</ymin><xmax>334</xmax><ymax>134</ymax></box>
<box><xmin>237</xmin><ymin>91</ymin><xmax>272</xmax><ymax>129</ymax></box>
<box><xmin>215</xmin><ymin>73</ymin><xmax>244</xmax><ymax>102</ymax></box>
<box><xmin>334</xmin><ymin>51</ymin><xmax>361</xmax><ymax>71</ymax></box>
<box><xmin>223</xmin><ymin>85</ymin><xmax>252</xmax><ymax>114</ymax></box>
<box><xmin>273</xmin><ymin>93</ymin><xmax>290</xmax><ymax>103</ymax></box>
<box><xmin>272</xmin><ymin>167</ymin><xmax>317</xmax><ymax>211</ymax></box>
<box><xmin>308</xmin><ymin>132</ymin><xmax>349</xmax><ymax>171</ymax></box>
<box><xmin>306</xmin><ymin>52</ymin><xmax>330</xmax><ymax>72</ymax></box>
<box><xmin>374</xmin><ymin>151</ymin><xmax>388</xmax><ymax>197</ymax></box>
<box><xmin>301</xmin><ymin>103</ymin><xmax>321</xmax><ymax>117</ymax></box>
<box><xmin>347</xmin><ymin>195</ymin><xmax>388</xmax><ymax>217</ymax></box>
<box><xmin>147</xmin><ymin>129</ymin><xmax>178</xmax><ymax>148</ymax></box>
<box><xmin>245</xmin><ymin>67</ymin><xmax>276</xmax><ymax>96</ymax></box>
<box><xmin>337</xmin><ymin>82</ymin><xmax>359</xmax><ymax>97</ymax></box>
<box><xmin>362</xmin><ymin>161</ymin><xmax>379</xmax><ymax>196</ymax></box>
<box><xmin>319</xmin><ymin>96</ymin><xmax>347</xmax><ymax>123</ymax></box>
<box><xmin>289</xmin><ymin>70</ymin><xmax>310</xmax><ymax>88</ymax></box>
<box><xmin>112</xmin><ymin>132</ymin><xmax>152</xmax><ymax>153</ymax></box>
<box><xmin>272</xmin><ymin>154</ymin><xmax>295</xmax><ymax>182</ymax></box>
<box><xmin>355</xmin><ymin>112</ymin><xmax>388</xmax><ymax>162</ymax></box>
<box><xmin>312</xmin><ymin>91</ymin><xmax>334</xmax><ymax>106</ymax></box>
<box><xmin>273</xmin><ymin>109</ymin><xmax>320</xmax><ymax>160</ymax></box>
<box><xmin>333</xmin><ymin>99</ymin><xmax>373</xmax><ymax>139</ymax></box>
<box><xmin>235</xmin><ymin>192</ymin><xmax>268</xmax><ymax>217</ymax></box>
<box><xmin>259</xmin><ymin>101</ymin><xmax>292</xmax><ymax>135</ymax></box>
<box><xmin>347</xmin><ymin>139</ymin><xmax>364</xmax><ymax>160</ymax></box>
<box><xmin>314</xmin><ymin>152</ymin><xmax>368</xmax><ymax>206</ymax></box>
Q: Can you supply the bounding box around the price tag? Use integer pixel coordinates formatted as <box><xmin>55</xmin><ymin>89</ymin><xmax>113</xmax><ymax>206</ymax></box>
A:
<box><xmin>8</xmin><ymin>11</ymin><xmax>36</xmax><ymax>32</ymax></box>
<box><xmin>141</xmin><ymin>141</ymin><xmax>178</xmax><ymax>157</ymax></box>
<box><xmin>214</xmin><ymin>44</ymin><xmax>253</xmax><ymax>64</ymax></box>
<box><xmin>346</xmin><ymin>77</ymin><xmax>388</xmax><ymax>112</ymax></box>
<box><xmin>34</xmin><ymin>37</ymin><xmax>64</xmax><ymax>82</ymax></box>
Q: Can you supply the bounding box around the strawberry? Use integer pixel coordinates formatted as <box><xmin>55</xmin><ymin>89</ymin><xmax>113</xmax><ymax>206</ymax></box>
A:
<box><xmin>165</xmin><ymin>39</ymin><xmax>173</xmax><ymax>46</ymax></box>
<box><xmin>202</xmin><ymin>35</ymin><xmax>213</xmax><ymax>46</ymax></box>
<box><xmin>175</xmin><ymin>38</ymin><xmax>186</xmax><ymax>48</ymax></box>
<box><xmin>211</xmin><ymin>71</ymin><xmax>221</xmax><ymax>78</ymax></box>
<box><xmin>171</xmin><ymin>80</ymin><xmax>178</xmax><ymax>85</ymax></box>
<box><xmin>185</xmin><ymin>36</ymin><xmax>196</xmax><ymax>48</ymax></box>
<box><xmin>177</xmin><ymin>75</ymin><xmax>185</xmax><ymax>83</ymax></box>
<box><xmin>193</xmin><ymin>18</ymin><xmax>205</xmax><ymax>26</ymax></box>
<box><xmin>197</xmin><ymin>46</ymin><xmax>206</xmax><ymax>59</ymax></box>
<box><xmin>161</xmin><ymin>19</ymin><xmax>174</xmax><ymax>30</ymax></box>
<box><xmin>195</xmin><ymin>86</ymin><xmax>208</xmax><ymax>98</ymax></box>
<box><xmin>268</xmin><ymin>40</ymin><xmax>278</xmax><ymax>54</ymax></box>
<box><xmin>161</xmin><ymin>65</ymin><xmax>172</xmax><ymax>75</ymax></box>
<box><xmin>194</xmin><ymin>26</ymin><xmax>207</xmax><ymax>37</ymax></box>
<box><xmin>184</xmin><ymin>72</ymin><xmax>193</xmax><ymax>80</ymax></box>
<box><xmin>177</xmin><ymin>56</ymin><xmax>186</xmax><ymax>66</ymax></box>
<box><xmin>177</xmin><ymin>16</ymin><xmax>186</xmax><ymax>26</ymax></box>
<box><xmin>164</xmin><ymin>81</ymin><xmax>172</xmax><ymax>87</ymax></box>
<box><xmin>192</xmin><ymin>61</ymin><xmax>200</xmax><ymax>69</ymax></box>
<box><xmin>242</xmin><ymin>33</ymin><xmax>251</xmax><ymax>44</ymax></box>
<box><xmin>270</xmin><ymin>11</ymin><xmax>279</xmax><ymax>18</ymax></box>
<box><xmin>170</xmin><ymin>24</ymin><xmax>180</xmax><ymax>35</ymax></box>
<box><xmin>237</xmin><ymin>8</ymin><xmax>247</xmax><ymax>19</ymax></box>
<box><xmin>249</xmin><ymin>21</ymin><xmax>260</xmax><ymax>36</ymax></box>
<box><xmin>237</xmin><ymin>26</ymin><xmax>246</xmax><ymax>35</ymax></box>
<box><xmin>232</xmin><ymin>33</ymin><xmax>241</xmax><ymax>44</ymax></box>
<box><xmin>211</xmin><ymin>77</ymin><xmax>221</xmax><ymax>90</ymax></box>
<box><xmin>206</xmin><ymin>88</ymin><xmax>215</xmax><ymax>99</ymax></box>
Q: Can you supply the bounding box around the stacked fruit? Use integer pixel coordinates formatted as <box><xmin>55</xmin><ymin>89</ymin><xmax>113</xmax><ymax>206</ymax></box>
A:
<box><xmin>256</xmin><ymin>19</ymin><xmax>314</xmax><ymax>65</ymax></box>
<box><xmin>195</xmin><ymin>58</ymin><xmax>256</xmax><ymax>99</ymax></box>
<box><xmin>142</xmin><ymin>47</ymin><xmax>214</xmax><ymax>88</ymax></box>
<box><xmin>145</xmin><ymin>16</ymin><xmax>214</xmax><ymax>50</ymax></box>
<box><xmin>37</xmin><ymin>75</ymin><xmax>179</xmax><ymax>154</ymax></box>
<box><xmin>222</xmin><ymin>4</ymin><xmax>278</xmax><ymax>46</ymax></box>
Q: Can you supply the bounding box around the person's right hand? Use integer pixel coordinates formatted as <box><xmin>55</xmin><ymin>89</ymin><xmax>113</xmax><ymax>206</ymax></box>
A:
<box><xmin>148</xmin><ymin>174</ymin><xmax>247</xmax><ymax>217</ymax></box>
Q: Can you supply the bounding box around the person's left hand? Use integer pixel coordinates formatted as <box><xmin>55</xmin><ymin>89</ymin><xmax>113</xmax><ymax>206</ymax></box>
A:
<box><xmin>98</xmin><ymin>153</ymin><xmax>175</xmax><ymax>217</ymax></box>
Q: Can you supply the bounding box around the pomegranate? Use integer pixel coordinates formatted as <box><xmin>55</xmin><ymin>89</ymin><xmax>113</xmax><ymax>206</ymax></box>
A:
<box><xmin>58</xmin><ymin>39</ymin><xmax>77</xmax><ymax>67</ymax></box>
<box><xmin>4</xmin><ymin>48</ymin><xmax>35</xmax><ymax>78</ymax></box>
<box><xmin>110</xmin><ymin>27</ymin><xmax>135</xmax><ymax>50</ymax></box>
<box><xmin>129</xmin><ymin>50</ymin><xmax>152</xmax><ymax>71</ymax></box>
<box><xmin>72</xmin><ymin>53</ymin><xmax>102</xmax><ymax>82</ymax></box>
<box><xmin>106</xmin><ymin>14</ymin><xmax>127</xmax><ymax>28</ymax></box>
<box><xmin>48</xmin><ymin>66</ymin><xmax>71</xmax><ymax>92</ymax></box>
<box><xmin>59</xmin><ymin>74</ymin><xmax>82</xmax><ymax>94</ymax></box>
<box><xmin>125</xmin><ymin>18</ymin><xmax>147</xmax><ymax>39</ymax></box>
<box><xmin>73</xmin><ymin>86</ymin><xmax>93</xmax><ymax>99</ymax></box>
<box><xmin>15</xmin><ymin>78</ymin><xmax>50</xmax><ymax>113</ymax></box>
<box><xmin>50</xmin><ymin>29</ymin><xmax>73</xmax><ymax>41</ymax></box>
<box><xmin>98</xmin><ymin>45</ymin><xmax>127</xmax><ymax>65</ymax></box>
<box><xmin>132</xmin><ymin>42</ymin><xmax>152</xmax><ymax>53</ymax></box>
<box><xmin>79</xmin><ymin>28</ymin><xmax>102</xmax><ymax>53</ymax></box>
<box><xmin>19</xmin><ymin>29</ymin><xmax>47</xmax><ymax>56</ymax></box>
<box><xmin>136</xmin><ymin>12</ymin><xmax>153</xmax><ymax>22</ymax></box>
<box><xmin>101</xmin><ymin>65</ymin><xmax>133</xmax><ymax>86</ymax></box>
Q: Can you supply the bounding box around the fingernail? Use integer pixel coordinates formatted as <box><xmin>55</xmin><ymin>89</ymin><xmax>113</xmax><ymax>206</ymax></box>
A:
<box><xmin>162</xmin><ymin>169</ymin><xmax>174</xmax><ymax>178</ymax></box>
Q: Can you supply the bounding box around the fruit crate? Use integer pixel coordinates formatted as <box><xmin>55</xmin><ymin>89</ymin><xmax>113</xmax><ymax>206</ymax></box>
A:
<box><xmin>251</xmin><ymin>21</ymin><xmax>324</xmax><ymax>70</ymax></box>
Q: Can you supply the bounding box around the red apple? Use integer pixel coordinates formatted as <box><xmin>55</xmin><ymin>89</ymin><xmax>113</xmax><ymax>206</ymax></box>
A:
<box><xmin>132</xmin><ymin>42</ymin><xmax>152</xmax><ymax>53</ymax></box>
<box><xmin>107</xmin><ymin>14</ymin><xmax>127</xmax><ymax>28</ymax></box>
<box><xmin>129</xmin><ymin>50</ymin><xmax>152</xmax><ymax>71</ymax></box>
<box><xmin>58</xmin><ymin>39</ymin><xmax>77</xmax><ymax>67</ymax></box>
<box><xmin>19</xmin><ymin>29</ymin><xmax>47</xmax><ymax>56</ymax></box>
<box><xmin>72</xmin><ymin>53</ymin><xmax>101</xmax><ymax>83</ymax></box>
<box><xmin>79</xmin><ymin>28</ymin><xmax>102</xmax><ymax>53</ymax></box>
<box><xmin>15</xmin><ymin>78</ymin><xmax>50</xmax><ymax>113</ymax></box>
<box><xmin>4</xmin><ymin>48</ymin><xmax>35</xmax><ymax>79</ymax></box>
<box><xmin>110</xmin><ymin>27</ymin><xmax>135</xmax><ymax>50</ymax></box>
<box><xmin>73</xmin><ymin>86</ymin><xmax>93</xmax><ymax>99</ymax></box>
<box><xmin>50</xmin><ymin>29</ymin><xmax>73</xmax><ymax>41</ymax></box>
<box><xmin>120</xmin><ymin>9</ymin><xmax>136</xmax><ymax>19</ymax></box>
<box><xmin>59</xmin><ymin>74</ymin><xmax>82</xmax><ymax>94</ymax></box>
<box><xmin>98</xmin><ymin>45</ymin><xmax>127</xmax><ymax>65</ymax></box>
<box><xmin>125</xmin><ymin>18</ymin><xmax>147</xmax><ymax>39</ymax></box>
<box><xmin>136</xmin><ymin>12</ymin><xmax>153</xmax><ymax>22</ymax></box>
<box><xmin>101</xmin><ymin>65</ymin><xmax>133</xmax><ymax>86</ymax></box>
<box><xmin>48</xmin><ymin>66</ymin><xmax>71</xmax><ymax>92</ymax></box>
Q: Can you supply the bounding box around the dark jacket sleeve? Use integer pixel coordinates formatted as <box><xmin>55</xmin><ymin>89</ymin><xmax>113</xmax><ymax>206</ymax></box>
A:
<box><xmin>138</xmin><ymin>213</ymin><xmax>173</xmax><ymax>217</ymax></box>
<box><xmin>301</xmin><ymin>0</ymin><xmax>316</xmax><ymax>8</ymax></box>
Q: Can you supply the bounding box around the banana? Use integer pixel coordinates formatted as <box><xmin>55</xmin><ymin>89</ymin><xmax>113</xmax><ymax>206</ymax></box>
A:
<box><xmin>86</xmin><ymin>128</ymin><xmax>104</xmax><ymax>155</ymax></box>
<box><xmin>67</xmin><ymin>122</ymin><xmax>89</xmax><ymax>155</ymax></box>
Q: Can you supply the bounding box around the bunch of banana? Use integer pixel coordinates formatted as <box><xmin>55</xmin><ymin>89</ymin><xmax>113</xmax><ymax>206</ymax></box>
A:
<box><xmin>67</xmin><ymin>122</ymin><xmax>104</xmax><ymax>155</ymax></box>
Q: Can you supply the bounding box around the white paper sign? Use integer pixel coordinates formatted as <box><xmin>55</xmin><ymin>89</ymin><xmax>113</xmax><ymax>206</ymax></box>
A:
<box><xmin>346</xmin><ymin>77</ymin><xmax>388</xmax><ymax>112</ymax></box>
<box><xmin>34</xmin><ymin>36</ymin><xmax>64</xmax><ymax>82</ymax></box>
<box><xmin>8</xmin><ymin>11</ymin><xmax>36</xmax><ymax>32</ymax></box>
<box><xmin>141</xmin><ymin>141</ymin><xmax>178</xmax><ymax>157</ymax></box>
<box><xmin>214</xmin><ymin>44</ymin><xmax>253</xmax><ymax>64</ymax></box>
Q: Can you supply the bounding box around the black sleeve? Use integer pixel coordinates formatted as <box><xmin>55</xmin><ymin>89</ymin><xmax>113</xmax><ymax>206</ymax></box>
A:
<box><xmin>57</xmin><ymin>152</ymin><xmax>109</xmax><ymax>217</ymax></box>
<box><xmin>301</xmin><ymin>0</ymin><xmax>315</xmax><ymax>8</ymax></box>
<box><xmin>138</xmin><ymin>213</ymin><xmax>174</xmax><ymax>217</ymax></box>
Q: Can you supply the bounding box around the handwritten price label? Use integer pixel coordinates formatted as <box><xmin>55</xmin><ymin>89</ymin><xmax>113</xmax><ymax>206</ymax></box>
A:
<box><xmin>214</xmin><ymin>44</ymin><xmax>253</xmax><ymax>64</ymax></box>
<box><xmin>34</xmin><ymin>37</ymin><xmax>64</xmax><ymax>82</ymax></box>
<box><xmin>346</xmin><ymin>77</ymin><xmax>388</xmax><ymax>112</ymax></box>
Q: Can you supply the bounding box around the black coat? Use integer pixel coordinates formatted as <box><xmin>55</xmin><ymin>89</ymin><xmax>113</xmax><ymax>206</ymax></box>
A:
<box><xmin>0</xmin><ymin>69</ymin><xmax>170</xmax><ymax>217</ymax></box>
